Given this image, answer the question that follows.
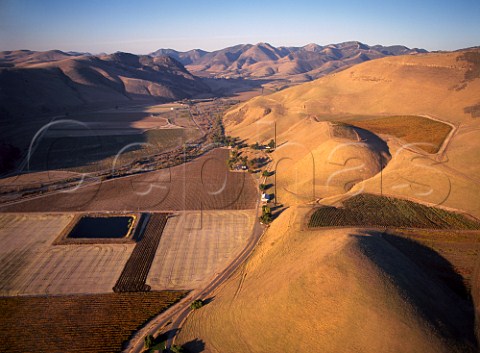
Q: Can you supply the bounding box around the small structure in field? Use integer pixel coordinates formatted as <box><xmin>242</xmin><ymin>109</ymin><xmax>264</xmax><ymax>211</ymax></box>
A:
<box><xmin>261</xmin><ymin>193</ymin><xmax>271</xmax><ymax>202</ymax></box>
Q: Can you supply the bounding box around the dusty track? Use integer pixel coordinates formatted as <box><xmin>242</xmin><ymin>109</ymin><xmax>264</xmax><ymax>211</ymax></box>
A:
<box><xmin>124</xmin><ymin>208</ymin><xmax>263</xmax><ymax>353</ymax></box>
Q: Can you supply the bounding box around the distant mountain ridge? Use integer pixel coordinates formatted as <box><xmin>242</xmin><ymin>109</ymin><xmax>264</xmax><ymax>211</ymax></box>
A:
<box><xmin>0</xmin><ymin>41</ymin><xmax>427</xmax><ymax>119</ymax></box>
<box><xmin>0</xmin><ymin>50</ymin><xmax>210</xmax><ymax>118</ymax></box>
<box><xmin>150</xmin><ymin>41</ymin><xmax>427</xmax><ymax>81</ymax></box>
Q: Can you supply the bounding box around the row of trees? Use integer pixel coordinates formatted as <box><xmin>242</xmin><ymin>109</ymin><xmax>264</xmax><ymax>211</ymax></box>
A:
<box><xmin>251</xmin><ymin>139</ymin><xmax>275</xmax><ymax>150</ymax></box>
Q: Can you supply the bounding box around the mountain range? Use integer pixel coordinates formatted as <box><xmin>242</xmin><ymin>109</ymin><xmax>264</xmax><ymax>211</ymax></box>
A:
<box><xmin>0</xmin><ymin>41</ymin><xmax>427</xmax><ymax>119</ymax></box>
<box><xmin>151</xmin><ymin>41</ymin><xmax>427</xmax><ymax>81</ymax></box>
<box><xmin>0</xmin><ymin>50</ymin><xmax>209</xmax><ymax>118</ymax></box>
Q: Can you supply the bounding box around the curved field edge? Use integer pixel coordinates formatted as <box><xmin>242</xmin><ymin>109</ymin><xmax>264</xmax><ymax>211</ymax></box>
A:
<box><xmin>308</xmin><ymin>193</ymin><xmax>480</xmax><ymax>229</ymax></box>
<box><xmin>345</xmin><ymin>115</ymin><xmax>453</xmax><ymax>154</ymax></box>
<box><xmin>0</xmin><ymin>291</ymin><xmax>188</xmax><ymax>353</ymax></box>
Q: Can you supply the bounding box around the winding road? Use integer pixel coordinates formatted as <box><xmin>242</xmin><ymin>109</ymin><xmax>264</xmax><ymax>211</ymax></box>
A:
<box><xmin>124</xmin><ymin>204</ymin><xmax>264</xmax><ymax>353</ymax></box>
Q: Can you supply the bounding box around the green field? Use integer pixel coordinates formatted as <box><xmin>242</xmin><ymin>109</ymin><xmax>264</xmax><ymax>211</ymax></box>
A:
<box><xmin>308</xmin><ymin>194</ymin><xmax>480</xmax><ymax>229</ymax></box>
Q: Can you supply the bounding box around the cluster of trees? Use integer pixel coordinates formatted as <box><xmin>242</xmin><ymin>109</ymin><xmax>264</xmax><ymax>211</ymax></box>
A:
<box><xmin>143</xmin><ymin>333</ymin><xmax>185</xmax><ymax>352</ymax></box>
<box><xmin>143</xmin><ymin>335</ymin><xmax>159</xmax><ymax>350</ymax></box>
<box><xmin>211</xmin><ymin>116</ymin><xmax>247</xmax><ymax>148</ymax></box>
<box><xmin>227</xmin><ymin>149</ymin><xmax>249</xmax><ymax>169</ymax></box>
<box><xmin>260</xmin><ymin>205</ymin><xmax>273</xmax><ymax>224</ymax></box>
<box><xmin>250</xmin><ymin>139</ymin><xmax>275</xmax><ymax>150</ymax></box>
<box><xmin>211</xmin><ymin>115</ymin><xmax>229</xmax><ymax>145</ymax></box>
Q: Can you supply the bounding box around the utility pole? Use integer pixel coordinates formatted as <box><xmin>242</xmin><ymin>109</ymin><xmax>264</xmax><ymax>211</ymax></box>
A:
<box><xmin>380</xmin><ymin>159</ymin><xmax>383</xmax><ymax>197</ymax></box>
<box><xmin>274</xmin><ymin>121</ymin><xmax>277</xmax><ymax>146</ymax></box>
<box><xmin>274</xmin><ymin>121</ymin><xmax>277</xmax><ymax>206</ymax></box>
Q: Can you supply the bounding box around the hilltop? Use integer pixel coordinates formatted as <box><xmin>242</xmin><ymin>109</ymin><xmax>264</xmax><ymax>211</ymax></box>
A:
<box><xmin>177</xmin><ymin>208</ymin><xmax>477</xmax><ymax>353</ymax></box>
<box><xmin>151</xmin><ymin>41</ymin><xmax>426</xmax><ymax>81</ymax></box>
<box><xmin>223</xmin><ymin>49</ymin><xmax>480</xmax><ymax>217</ymax></box>
<box><xmin>0</xmin><ymin>41</ymin><xmax>427</xmax><ymax>120</ymax></box>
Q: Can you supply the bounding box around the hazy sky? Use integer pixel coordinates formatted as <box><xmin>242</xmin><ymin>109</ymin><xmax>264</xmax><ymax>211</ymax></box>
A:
<box><xmin>1</xmin><ymin>0</ymin><xmax>479</xmax><ymax>53</ymax></box>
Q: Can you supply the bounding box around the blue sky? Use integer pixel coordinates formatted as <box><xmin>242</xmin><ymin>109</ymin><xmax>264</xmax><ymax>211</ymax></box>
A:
<box><xmin>1</xmin><ymin>0</ymin><xmax>479</xmax><ymax>53</ymax></box>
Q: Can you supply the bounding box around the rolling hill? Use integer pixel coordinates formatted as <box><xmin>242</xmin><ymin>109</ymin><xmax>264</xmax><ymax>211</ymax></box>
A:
<box><xmin>223</xmin><ymin>48</ymin><xmax>480</xmax><ymax>217</ymax></box>
<box><xmin>0</xmin><ymin>50</ymin><xmax>210</xmax><ymax>119</ymax></box>
<box><xmin>150</xmin><ymin>41</ymin><xmax>427</xmax><ymax>81</ymax></box>
<box><xmin>0</xmin><ymin>41</ymin><xmax>427</xmax><ymax>120</ymax></box>
<box><xmin>177</xmin><ymin>208</ymin><xmax>477</xmax><ymax>353</ymax></box>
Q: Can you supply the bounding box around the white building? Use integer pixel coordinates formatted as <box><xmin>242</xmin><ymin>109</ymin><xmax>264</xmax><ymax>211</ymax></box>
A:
<box><xmin>261</xmin><ymin>193</ymin><xmax>271</xmax><ymax>202</ymax></box>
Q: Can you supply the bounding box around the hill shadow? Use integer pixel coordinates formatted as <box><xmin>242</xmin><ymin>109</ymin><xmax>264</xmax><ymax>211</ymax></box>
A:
<box><xmin>352</xmin><ymin>230</ymin><xmax>477</xmax><ymax>351</ymax></box>
<box><xmin>352</xmin><ymin>126</ymin><xmax>391</xmax><ymax>160</ymax></box>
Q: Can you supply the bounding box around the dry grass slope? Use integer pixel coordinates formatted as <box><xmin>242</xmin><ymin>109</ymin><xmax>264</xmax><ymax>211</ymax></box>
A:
<box><xmin>177</xmin><ymin>208</ymin><xmax>477</xmax><ymax>353</ymax></box>
<box><xmin>223</xmin><ymin>49</ymin><xmax>480</xmax><ymax>216</ymax></box>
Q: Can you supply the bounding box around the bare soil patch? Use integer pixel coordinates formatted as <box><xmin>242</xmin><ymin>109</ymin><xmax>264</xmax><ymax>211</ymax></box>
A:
<box><xmin>0</xmin><ymin>213</ymin><xmax>135</xmax><ymax>296</ymax></box>
<box><xmin>1</xmin><ymin>149</ymin><xmax>258</xmax><ymax>212</ymax></box>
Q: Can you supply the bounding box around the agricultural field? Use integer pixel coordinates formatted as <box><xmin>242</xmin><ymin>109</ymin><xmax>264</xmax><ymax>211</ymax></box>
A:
<box><xmin>0</xmin><ymin>213</ymin><xmax>135</xmax><ymax>296</ymax></box>
<box><xmin>147</xmin><ymin>210</ymin><xmax>256</xmax><ymax>290</ymax></box>
<box><xmin>114</xmin><ymin>213</ymin><xmax>169</xmax><ymax>292</ymax></box>
<box><xmin>1</xmin><ymin>148</ymin><xmax>258</xmax><ymax>212</ymax></box>
<box><xmin>0</xmin><ymin>208</ymin><xmax>258</xmax><ymax>295</ymax></box>
<box><xmin>0</xmin><ymin>100</ymin><xmax>235</xmax><ymax>205</ymax></box>
<box><xmin>346</xmin><ymin>115</ymin><xmax>453</xmax><ymax>154</ymax></box>
<box><xmin>381</xmin><ymin>229</ymin><xmax>480</xmax><ymax>294</ymax></box>
<box><xmin>308</xmin><ymin>193</ymin><xmax>480</xmax><ymax>229</ymax></box>
<box><xmin>9</xmin><ymin>99</ymin><xmax>234</xmax><ymax>176</ymax></box>
<box><xmin>2</xmin><ymin>103</ymin><xmax>204</xmax><ymax>176</ymax></box>
<box><xmin>0</xmin><ymin>291</ymin><xmax>187</xmax><ymax>353</ymax></box>
<box><xmin>29</xmin><ymin>127</ymin><xmax>201</xmax><ymax>173</ymax></box>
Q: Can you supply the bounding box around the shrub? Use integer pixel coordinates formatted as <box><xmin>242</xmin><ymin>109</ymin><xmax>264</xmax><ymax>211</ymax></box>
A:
<box><xmin>260</xmin><ymin>213</ymin><xmax>272</xmax><ymax>224</ymax></box>
<box><xmin>144</xmin><ymin>334</ymin><xmax>154</xmax><ymax>349</ymax></box>
<box><xmin>190</xmin><ymin>299</ymin><xmax>204</xmax><ymax>310</ymax></box>
<box><xmin>171</xmin><ymin>345</ymin><xmax>184</xmax><ymax>353</ymax></box>
<box><xmin>260</xmin><ymin>204</ymin><xmax>273</xmax><ymax>224</ymax></box>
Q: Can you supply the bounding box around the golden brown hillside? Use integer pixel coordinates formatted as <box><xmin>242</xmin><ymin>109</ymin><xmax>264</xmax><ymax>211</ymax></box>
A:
<box><xmin>224</xmin><ymin>49</ymin><xmax>480</xmax><ymax>217</ymax></box>
<box><xmin>177</xmin><ymin>208</ymin><xmax>477</xmax><ymax>353</ymax></box>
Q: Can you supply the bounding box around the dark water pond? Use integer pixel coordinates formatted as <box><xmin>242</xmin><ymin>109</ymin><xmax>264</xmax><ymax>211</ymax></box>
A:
<box><xmin>68</xmin><ymin>216</ymin><xmax>133</xmax><ymax>238</ymax></box>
